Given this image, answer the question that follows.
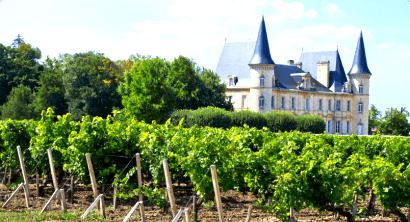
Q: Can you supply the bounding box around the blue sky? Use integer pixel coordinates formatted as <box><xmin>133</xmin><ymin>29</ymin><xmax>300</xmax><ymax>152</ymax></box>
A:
<box><xmin>1</xmin><ymin>0</ymin><xmax>409</xmax><ymax>116</ymax></box>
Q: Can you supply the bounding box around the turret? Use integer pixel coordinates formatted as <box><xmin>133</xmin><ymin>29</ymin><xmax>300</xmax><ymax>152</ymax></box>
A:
<box><xmin>348</xmin><ymin>31</ymin><xmax>371</xmax><ymax>135</ymax></box>
<box><xmin>248</xmin><ymin>16</ymin><xmax>275</xmax><ymax>113</ymax></box>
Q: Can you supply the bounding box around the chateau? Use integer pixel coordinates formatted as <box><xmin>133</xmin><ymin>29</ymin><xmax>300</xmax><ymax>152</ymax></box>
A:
<box><xmin>215</xmin><ymin>17</ymin><xmax>371</xmax><ymax>135</ymax></box>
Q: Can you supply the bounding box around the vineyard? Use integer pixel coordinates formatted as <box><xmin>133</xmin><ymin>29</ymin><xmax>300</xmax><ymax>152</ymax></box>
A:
<box><xmin>1</xmin><ymin>108</ymin><xmax>410</xmax><ymax>221</ymax></box>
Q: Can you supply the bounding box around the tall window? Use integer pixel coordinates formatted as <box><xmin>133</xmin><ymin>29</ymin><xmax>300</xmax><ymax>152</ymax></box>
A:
<box><xmin>319</xmin><ymin>99</ymin><xmax>323</xmax><ymax>111</ymax></box>
<box><xmin>359</xmin><ymin>85</ymin><xmax>363</xmax><ymax>94</ymax></box>
<box><xmin>347</xmin><ymin>101</ymin><xmax>351</xmax><ymax>112</ymax></box>
<box><xmin>281</xmin><ymin>97</ymin><xmax>285</xmax><ymax>109</ymax></box>
<box><xmin>271</xmin><ymin>96</ymin><xmax>275</xmax><ymax>108</ymax></box>
<box><xmin>260</xmin><ymin>76</ymin><xmax>265</xmax><ymax>87</ymax></box>
<box><xmin>336</xmin><ymin>100</ymin><xmax>341</xmax><ymax>112</ymax></box>
<box><xmin>291</xmin><ymin>98</ymin><xmax>295</xmax><ymax>109</ymax></box>
<box><xmin>347</xmin><ymin>121</ymin><xmax>350</xmax><ymax>134</ymax></box>
<box><xmin>336</xmin><ymin>121</ymin><xmax>341</xmax><ymax>133</ymax></box>
<box><xmin>359</xmin><ymin>103</ymin><xmax>363</xmax><ymax>113</ymax></box>
<box><xmin>305</xmin><ymin>98</ymin><xmax>309</xmax><ymax>110</ymax></box>
<box><xmin>328</xmin><ymin>100</ymin><xmax>332</xmax><ymax>111</ymax></box>
<box><xmin>229</xmin><ymin>78</ymin><xmax>233</xmax><ymax>86</ymax></box>
<box><xmin>327</xmin><ymin>120</ymin><xmax>332</xmax><ymax>134</ymax></box>
<box><xmin>227</xmin><ymin>96</ymin><xmax>233</xmax><ymax>104</ymax></box>
<box><xmin>358</xmin><ymin>124</ymin><xmax>363</xmax><ymax>135</ymax></box>
<box><xmin>242</xmin><ymin>96</ymin><xmax>247</xmax><ymax>108</ymax></box>
<box><xmin>259</xmin><ymin>97</ymin><xmax>264</xmax><ymax>108</ymax></box>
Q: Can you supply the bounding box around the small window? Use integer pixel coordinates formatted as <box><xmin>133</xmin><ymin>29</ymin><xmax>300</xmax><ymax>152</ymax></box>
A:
<box><xmin>359</xmin><ymin>85</ymin><xmax>363</xmax><ymax>94</ymax></box>
<box><xmin>328</xmin><ymin>100</ymin><xmax>332</xmax><ymax>111</ymax></box>
<box><xmin>281</xmin><ymin>97</ymin><xmax>285</xmax><ymax>109</ymax></box>
<box><xmin>327</xmin><ymin>120</ymin><xmax>332</xmax><ymax>134</ymax></box>
<box><xmin>271</xmin><ymin>96</ymin><xmax>275</xmax><ymax>108</ymax></box>
<box><xmin>358</xmin><ymin>124</ymin><xmax>363</xmax><ymax>135</ymax></box>
<box><xmin>336</xmin><ymin>121</ymin><xmax>341</xmax><ymax>133</ymax></box>
<box><xmin>319</xmin><ymin>99</ymin><xmax>323</xmax><ymax>111</ymax></box>
<box><xmin>229</xmin><ymin>78</ymin><xmax>233</xmax><ymax>86</ymax></box>
<box><xmin>336</xmin><ymin>100</ymin><xmax>341</xmax><ymax>112</ymax></box>
<box><xmin>291</xmin><ymin>98</ymin><xmax>295</xmax><ymax>110</ymax></box>
<box><xmin>346</xmin><ymin>121</ymin><xmax>350</xmax><ymax>134</ymax></box>
<box><xmin>242</xmin><ymin>96</ymin><xmax>247</xmax><ymax>108</ymax></box>
<box><xmin>359</xmin><ymin>103</ymin><xmax>363</xmax><ymax>113</ymax></box>
<box><xmin>347</xmin><ymin>101</ymin><xmax>351</xmax><ymax>112</ymax></box>
<box><xmin>259</xmin><ymin>97</ymin><xmax>264</xmax><ymax>108</ymax></box>
<box><xmin>260</xmin><ymin>76</ymin><xmax>265</xmax><ymax>87</ymax></box>
<box><xmin>305</xmin><ymin>98</ymin><xmax>309</xmax><ymax>110</ymax></box>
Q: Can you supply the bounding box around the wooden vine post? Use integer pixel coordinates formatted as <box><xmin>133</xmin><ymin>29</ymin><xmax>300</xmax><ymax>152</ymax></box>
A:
<box><xmin>60</xmin><ymin>189</ymin><xmax>66</xmax><ymax>212</ymax></box>
<box><xmin>17</xmin><ymin>146</ymin><xmax>30</xmax><ymax>208</ymax></box>
<box><xmin>163</xmin><ymin>159</ymin><xmax>178</xmax><ymax>217</ymax></box>
<box><xmin>85</xmin><ymin>153</ymin><xmax>104</xmax><ymax>216</ymax></box>
<box><xmin>245</xmin><ymin>205</ymin><xmax>253</xmax><ymax>222</ymax></box>
<box><xmin>210</xmin><ymin>165</ymin><xmax>225</xmax><ymax>222</ymax></box>
<box><xmin>47</xmin><ymin>149</ymin><xmax>61</xmax><ymax>205</ymax></box>
<box><xmin>113</xmin><ymin>184</ymin><xmax>118</xmax><ymax>210</ymax></box>
<box><xmin>136</xmin><ymin>153</ymin><xmax>146</xmax><ymax>221</ymax></box>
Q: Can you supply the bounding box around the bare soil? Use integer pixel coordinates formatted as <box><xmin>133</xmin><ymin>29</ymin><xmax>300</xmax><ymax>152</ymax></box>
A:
<box><xmin>0</xmin><ymin>177</ymin><xmax>408</xmax><ymax>222</ymax></box>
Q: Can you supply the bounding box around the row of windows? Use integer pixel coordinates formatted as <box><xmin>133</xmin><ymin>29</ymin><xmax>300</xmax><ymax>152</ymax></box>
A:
<box><xmin>228</xmin><ymin>96</ymin><xmax>364</xmax><ymax>113</ymax></box>
<box><xmin>326</xmin><ymin>120</ymin><xmax>363</xmax><ymax>135</ymax></box>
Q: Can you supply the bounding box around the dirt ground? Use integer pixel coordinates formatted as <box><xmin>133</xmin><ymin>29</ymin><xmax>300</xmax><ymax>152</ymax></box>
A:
<box><xmin>0</xmin><ymin>176</ymin><xmax>408</xmax><ymax>222</ymax></box>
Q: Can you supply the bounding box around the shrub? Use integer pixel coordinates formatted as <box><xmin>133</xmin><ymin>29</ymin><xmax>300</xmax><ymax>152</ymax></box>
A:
<box><xmin>296</xmin><ymin>114</ymin><xmax>326</xmax><ymax>134</ymax></box>
<box><xmin>169</xmin><ymin>109</ymin><xmax>193</xmax><ymax>127</ymax></box>
<box><xmin>230</xmin><ymin>110</ymin><xmax>267</xmax><ymax>129</ymax></box>
<box><xmin>265</xmin><ymin>111</ymin><xmax>297</xmax><ymax>132</ymax></box>
<box><xmin>186</xmin><ymin>106</ymin><xmax>231</xmax><ymax>128</ymax></box>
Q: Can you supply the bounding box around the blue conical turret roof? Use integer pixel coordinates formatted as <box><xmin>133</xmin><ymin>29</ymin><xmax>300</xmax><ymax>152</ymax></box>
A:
<box><xmin>249</xmin><ymin>16</ymin><xmax>275</xmax><ymax>65</ymax></box>
<box><xmin>335</xmin><ymin>48</ymin><xmax>348</xmax><ymax>83</ymax></box>
<box><xmin>348</xmin><ymin>31</ymin><xmax>371</xmax><ymax>75</ymax></box>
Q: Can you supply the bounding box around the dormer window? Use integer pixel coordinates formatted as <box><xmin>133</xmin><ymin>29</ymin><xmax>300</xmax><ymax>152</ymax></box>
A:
<box><xmin>229</xmin><ymin>78</ymin><xmax>233</xmax><ymax>86</ymax></box>
<box><xmin>260</xmin><ymin>76</ymin><xmax>265</xmax><ymax>87</ymax></box>
<box><xmin>359</xmin><ymin>85</ymin><xmax>363</xmax><ymax>94</ymax></box>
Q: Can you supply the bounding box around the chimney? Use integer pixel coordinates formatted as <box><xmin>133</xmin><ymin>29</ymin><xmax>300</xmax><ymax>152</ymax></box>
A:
<box><xmin>317</xmin><ymin>61</ymin><xmax>330</xmax><ymax>88</ymax></box>
<box><xmin>295</xmin><ymin>62</ymin><xmax>302</xmax><ymax>69</ymax></box>
<box><xmin>287</xmin><ymin>60</ymin><xmax>294</xmax><ymax>65</ymax></box>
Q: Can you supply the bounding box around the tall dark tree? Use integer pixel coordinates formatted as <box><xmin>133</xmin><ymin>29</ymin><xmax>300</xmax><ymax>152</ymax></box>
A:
<box><xmin>33</xmin><ymin>57</ymin><xmax>68</xmax><ymax>117</ymax></box>
<box><xmin>62</xmin><ymin>51</ymin><xmax>122</xmax><ymax>121</ymax></box>
<box><xmin>11</xmin><ymin>34</ymin><xmax>25</xmax><ymax>48</ymax></box>
<box><xmin>197</xmin><ymin>67</ymin><xmax>232</xmax><ymax>111</ymax></box>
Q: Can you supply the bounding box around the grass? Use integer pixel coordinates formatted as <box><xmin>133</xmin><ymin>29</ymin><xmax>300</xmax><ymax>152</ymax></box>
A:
<box><xmin>0</xmin><ymin>208</ymin><xmax>113</xmax><ymax>221</ymax></box>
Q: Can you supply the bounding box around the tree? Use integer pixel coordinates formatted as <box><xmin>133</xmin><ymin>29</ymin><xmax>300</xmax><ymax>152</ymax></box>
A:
<box><xmin>197</xmin><ymin>67</ymin><xmax>232</xmax><ymax>111</ymax></box>
<box><xmin>11</xmin><ymin>34</ymin><xmax>25</xmax><ymax>48</ymax></box>
<box><xmin>378</xmin><ymin>107</ymin><xmax>410</xmax><ymax>136</ymax></box>
<box><xmin>32</xmin><ymin>57</ymin><xmax>68</xmax><ymax>117</ymax></box>
<box><xmin>62</xmin><ymin>51</ymin><xmax>122</xmax><ymax>121</ymax></box>
<box><xmin>0</xmin><ymin>84</ymin><xmax>35</xmax><ymax>120</ymax></box>
<box><xmin>368</xmin><ymin>104</ymin><xmax>381</xmax><ymax>134</ymax></box>
<box><xmin>118</xmin><ymin>56</ymin><xmax>174</xmax><ymax>123</ymax></box>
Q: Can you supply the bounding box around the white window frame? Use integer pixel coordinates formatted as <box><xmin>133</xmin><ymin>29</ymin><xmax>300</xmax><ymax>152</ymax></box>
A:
<box><xmin>347</xmin><ymin>101</ymin><xmax>351</xmax><ymax>112</ymax></box>
<box><xmin>281</xmin><ymin>97</ymin><xmax>285</xmax><ymax>109</ymax></box>
<box><xmin>242</xmin><ymin>95</ymin><xmax>247</xmax><ymax>108</ymax></box>
<box><xmin>291</xmin><ymin>98</ymin><xmax>295</xmax><ymax>110</ymax></box>
<box><xmin>328</xmin><ymin>100</ymin><xmax>332</xmax><ymax>111</ymax></box>
<box><xmin>336</xmin><ymin>100</ymin><xmax>341</xmax><ymax>112</ymax></box>
<box><xmin>259</xmin><ymin>97</ymin><xmax>264</xmax><ymax>108</ymax></box>
<box><xmin>359</xmin><ymin>85</ymin><xmax>363</xmax><ymax>94</ymax></box>
<box><xmin>358</xmin><ymin>124</ymin><xmax>363</xmax><ymax>135</ymax></box>
<box><xmin>229</xmin><ymin>78</ymin><xmax>233</xmax><ymax>86</ymax></box>
<box><xmin>319</xmin><ymin>99</ymin><xmax>323</xmax><ymax>111</ymax></box>
<box><xmin>260</xmin><ymin>76</ymin><xmax>265</xmax><ymax>87</ymax></box>
<box><xmin>347</xmin><ymin>121</ymin><xmax>350</xmax><ymax>134</ymax></box>
<box><xmin>359</xmin><ymin>103</ymin><xmax>363</xmax><ymax>113</ymax></box>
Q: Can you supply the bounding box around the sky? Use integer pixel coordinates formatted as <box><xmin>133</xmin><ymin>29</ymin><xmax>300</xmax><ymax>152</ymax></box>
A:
<box><xmin>0</xmin><ymin>0</ymin><xmax>409</xmax><ymax>116</ymax></box>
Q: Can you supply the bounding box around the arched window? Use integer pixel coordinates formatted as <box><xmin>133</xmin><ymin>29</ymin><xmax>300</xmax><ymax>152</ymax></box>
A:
<box><xmin>359</xmin><ymin>85</ymin><xmax>363</xmax><ymax>94</ymax></box>
<box><xmin>260</xmin><ymin>76</ymin><xmax>265</xmax><ymax>87</ymax></box>
<box><xmin>259</xmin><ymin>96</ymin><xmax>265</xmax><ymax>108</ymax></box>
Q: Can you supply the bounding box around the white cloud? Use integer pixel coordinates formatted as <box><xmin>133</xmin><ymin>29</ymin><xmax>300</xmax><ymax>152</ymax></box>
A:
<box><xmin>271</xmin><ymin>0</ymin><xmax>317</xmax><ymax>19</ymax></box>
<box><xmin>327</xmin><ymin>3</ymin><xmax>342</xmax><ymax>17</ymax></box>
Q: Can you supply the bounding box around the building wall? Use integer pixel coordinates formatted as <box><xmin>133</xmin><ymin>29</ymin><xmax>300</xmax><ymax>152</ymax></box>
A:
<box><xmin>225</xmin><ymin>86</ymin><xmax>365</xmax><ymax>135</ymax></box>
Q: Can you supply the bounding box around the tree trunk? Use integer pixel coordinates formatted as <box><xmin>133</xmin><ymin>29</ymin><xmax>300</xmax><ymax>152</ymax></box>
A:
<box><xmin>367</xmin><ymin>190</ymin><xmax>377</xmax><ymax>215</ymax></box>
<box><xmin>2</xmin><ymin>168</ymin><xmax>7</xmax><ymax>185</ymax></box>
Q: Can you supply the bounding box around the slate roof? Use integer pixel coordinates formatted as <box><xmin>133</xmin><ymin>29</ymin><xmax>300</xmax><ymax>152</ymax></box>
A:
<box><xmin>248</xmin><ymin>16</ymin><xmax>275</xmax><ymax>65</ymax></box>
<box><xmin>215</xmin><ymin>41</ymin><xmax>331</xmax><ymax>92</ymax></box>
<box><xmin>298</xmin><ymin>50</ymin><xmax>348</xmax><ymax>92</ymax></box>
<box><xmin>348</xmin><ymin>31</ymin><xmax>371</xmax><ymax>75</ymax></box>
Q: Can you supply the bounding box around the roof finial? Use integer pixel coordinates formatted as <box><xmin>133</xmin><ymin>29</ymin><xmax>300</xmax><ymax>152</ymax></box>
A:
<box><xmin>302</xmin><ymin>47</ymin><xmax>303</xmax><ymax>52</ymax></box>
<box><xmin>337</xmin><ymin>44</ymin><xmax>338</xmax><ymax>51</ymax></box>
<box><xmin>225</xmin><ymin>37</ymin><xmax>226</xmax><ymax>42</ymax></box>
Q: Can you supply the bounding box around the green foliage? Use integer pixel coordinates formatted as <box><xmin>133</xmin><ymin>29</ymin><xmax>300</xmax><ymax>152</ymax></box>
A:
<box><xmin>378</xmin><ymin>107</ymin><xmax>410</xmax><ymax>136</ymax></box>
<box><xmin>62</xmin><ymin>51</ymin><xmax>122</xmax><ymax>121</ymax></box>
<box><xmin>169</xmin><ymin>109</ymin><xmax>192</xmax><ymax>127</ymax></box>
<box><xmin>186</xmin><ymin>107</ymin><xmax>231</xmax><ymax>128</ymax></box>
<box><xmin>265</xmin><ymin>110</ymin><xmax>297</xmax><ymax>132</ymax></box>
<box><xmin>230</xmin><ymin>110</ymin><xmax>267</xmax><ymax>129</ymax></box>
<box><xmin>368</xmin><ymin>104</ymin><xmax>381</xmax><ymax>134</ymax></box>
<box><xmin>1</xmin><ymin>84</ymin><xmax>36</xmax><ymax>120</ymax></box>
<box><xmin>295</xmin><ymin>114</ymin><xmax>326</xmax><ymax>134</ymax></box>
